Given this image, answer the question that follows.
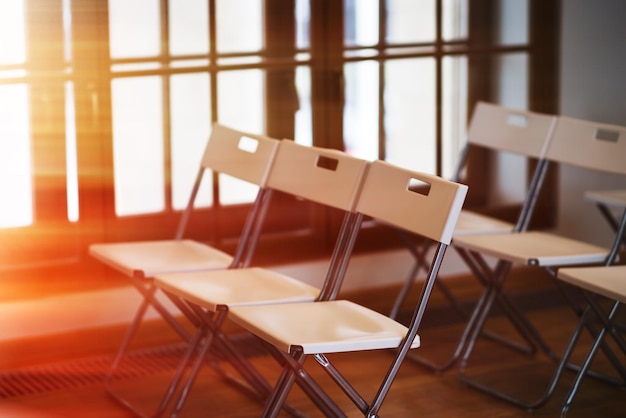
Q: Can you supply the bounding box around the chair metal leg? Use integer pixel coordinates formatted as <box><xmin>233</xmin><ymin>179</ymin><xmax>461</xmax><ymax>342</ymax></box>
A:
<box><xmin>389</xmin><ymin>232</ymin><xmax>433</xmax><ymax>320</ymax></box>
<box><xmin>314</xmin><ymin>353</ymin><xmax>368</xmax><ymax>414</ymax></box>
<box><xmin>461</xmin><ymin>303</ymin><xmax>589</xmax><ymax>410</ymax></box>
<box><xmin>561</xmin><ymin>299</ymin><xmax>626</xmax><ymax>417</ymax></box>
<box><xmin>104</xmin><ymin>280</ymin><xmax>194</xmax><ymax>418</ymax></box>
<box><xmin>554</xmin><ymin>278</ymin><xmax>626</xmax><ymax>381</ymax></box>
<box><xmin>152</xmin><ymin>298</ymin><xmax>307</xmax><ymax>418</ymax></box>
<box><xmin>262</xmin><ymin>350</ymin><xmax>305</xmax><ymax>418</ymax></box>
<box><xmin>466</xmin><ymin>251</ymin><xmax>549</xmax><ymax>355</ymax></box>
<box><xmin>168</xmin><ymin>305</ymin><xmax>269</xmax><ymax>415</ymax></box>
<box><xmin>258</xmin><ymin>342</ymin><xmax>328</xmax><ymax>418</ymax></box>
<box><xmin>390</xmin><ymin>248</ymin><xmax>469</xmax><ymax>321</ymax></box>
<box><xmin>455</xmin><ymin>260</ymin><xmax>575</xmax><ymax>410</ymax></box>
<box><xmin>152</xmin><ymin>327</ymin><xmax>210</xmax><ymax>418</ymax></box>
<box><xmin>389</xmin><ymin>259</ymin><xmax>422</xmax><ymax>320</ymax></box>
<box><xmin>459</xmin><ymin>282</ymin><xmax>626</xmax><ymax>411</ymax></box>
<box><xmin>169</xmin><ymin>320</ymin><xmax>223</xmax><ymax>418</ymax></box>
<box><xmin>407</xmin><ymin>252</ymin><xmax>539</xmax><ymax>373</ymax></box>
<box><xmin>407</xmin><ymin>279</ymin><xmax>493</xmax><ymax>372</ymax></box>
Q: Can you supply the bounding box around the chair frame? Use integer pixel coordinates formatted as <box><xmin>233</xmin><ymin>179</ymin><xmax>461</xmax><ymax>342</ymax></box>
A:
<box><xmin>148</xmin><ymin>141</ymin><xmax>371</xmax><ymax>417</ymax></box>
<box><xmin>89</xmin><ymin>124</ymin><xmax>281</xmax><ymax>417</ymax></box>
<box><xmin>228</xmin><ymin>161</ymin><xmax>468</xmax><ymax>417</ymax></box>
<box><xmin>451</xmin><ymin>116</ymin><xmax>626</xmax><ymax>411</ymax></box>
<box><xmin>396</xmin><ymin>102</ymin><xmax>558</xmax><ymax>372</ymax></box>
<box><xmin>557</xmin><ymin>207</ymin><xmax>626</xmax><ymax>416</ymax></box>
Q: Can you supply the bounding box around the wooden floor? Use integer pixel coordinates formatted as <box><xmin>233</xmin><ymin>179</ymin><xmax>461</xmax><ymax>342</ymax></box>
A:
<box><xmin>1</xmin><ymin>270</ymin><xmax>625</xmax><ymax>417</ymax></box>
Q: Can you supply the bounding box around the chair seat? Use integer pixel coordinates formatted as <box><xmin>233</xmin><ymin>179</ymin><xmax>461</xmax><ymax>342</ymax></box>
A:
<box><xmin>89</xmin><ymin>239</ymin><xmax>233</xmax><ymax>278</ymax></box>
<box><xmin>454</xmin><ymin>210</ymin><xmax>514</xmax><ymax>235</ymax></box>
<box><xmin>452</xmin><ymin>231</ymin><xmax>609</xmax><ymax>266</ymax></box>
<box><xmin>154</xmin><ymin>267</ymin><xmax>320</xmax><ymax>311</ymax></box>
<box><xmin>585</xmin><ymin>189</ymin><xmax>626</xmax><ymax>208</ymax></box>
<box><xmin>229</xmin><ymin>300</ymin><xmax>419</xmax><ymax>355</ymax></box>
<box><xmin>558</xmin><ymin>265</ymin><xmax>626</xmax><ymax>304</ymax></box>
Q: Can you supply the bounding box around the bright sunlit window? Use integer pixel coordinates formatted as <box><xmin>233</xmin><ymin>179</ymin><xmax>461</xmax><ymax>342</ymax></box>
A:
<box><xmin>0</xmin><ymin>1</ymin><xmax>32</xmax><ymax>228</ymax></box>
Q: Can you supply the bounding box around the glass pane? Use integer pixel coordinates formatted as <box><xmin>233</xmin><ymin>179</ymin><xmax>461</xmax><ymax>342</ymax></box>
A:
<box><xmin>493</xmin><ymin>53</ymin><xmax>528</xmax><ymax>109</ymax></box>
<box><xmin>294</xmin><ymin>66</ymin><xmax>312</xmax><ymax>146</ymax></box>
<box><xmin>216</xmin><ymin>0</ymin><xmax>262</xmax><ymax>53</ymax></box>
<box><xmin>169</xmin><ymin>0</ymin><xmax>209</xmax><ymax>56</ymax></box>
<box><xmin>65</xmin><ymin>82</ymin><xmax>79</xmax><ymax>222</ymax></box>
<box><xmin>344</xmin><ymin>61</ymin><xmax>379</xmax><ymax>160</ymax></box>
<box><xmin>170</xmin><ymin>73</ymin><xmax>213</xmax><ymax>210</ymax></box>
<box><xmin>217</xmin><ymin>69</ymin><xmax>264</xmax><ymax>204</ymax></box>
<box><xmin>63</xmin><ymin>0</ymin><xmax>73</xmax><ymax>62</ymax></box>
<box><xmin>0</xmin><ymin>84</ymin><xmax>32</xmax><ymax>228</ymax></box>
<box><xmin>495</xmin><ymin>0</ymin><xmax>528</xmax><ymax>45</ymax></box>
<box><xmin>218</xmin><ymin>174</ymin><xmax>260</xmax><ymax>206</ymax></box>
<box><xmin>442</xmin><ymin>0</ymin><xmax>469</xmax><ymax>41</ymax></box>
<box><xmin>386</xmin><ymin>0</ymin><xmax>436</xmax><ymax>44</ymax></box>
<box><xmin>111</xmin><ymin>77</ymin><xmax>165</xmax><ymax>216</ymax></box>
<box><xmin>296</xmin><ymin>0</ymin><xmax>310</xmax><ymax>49</ymax></box>
<box><xmin>344</xmin><ymin>0</ymin><xmax>378</xmax><ymax>46</ymax></box>
<box><xmin>442</xmin><ymin>55</ymin><xmax>468</xmax><ymax>179</ymax></box>
<box><xmin>384</xmin><ymin>58</ymin><xmax>436</xmax><ymax>173</ymax></box>
<box><xmin>0</xmin><ymin>1</ymin><xmax>26</xmax><ymax>65</ymax></box>
<box><xmin>490</xmin><ymin>53</ymin><xmax>529</xmax><ymax>205</ymax></box>
<box><xmin>108</xmin><ymin>0</ymin><xmax>160</xmax><ymax>59</ymax></box>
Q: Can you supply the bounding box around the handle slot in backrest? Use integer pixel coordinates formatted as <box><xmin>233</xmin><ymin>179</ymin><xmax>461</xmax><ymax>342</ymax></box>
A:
<box><xmin>595</xmin><ymin>128</ymin><xmax>620</xmax><ymax>143</ymax></box>
<box><xmin>316</xmin><ymin>155</ymin><xmax>339</xmax><ymax>171</ymax></box>
<box><xmin>238</xmin><ymin>135</ymin><xmax>260</xmax><ymax>153</ymax></box>
<box><xmin>408</xmin><ymin>178</ymin><xmax>431</xmax><ymax>196</ymax></box>
<box><xmin>507</xmin><ymin>113</ymin><xmax>529</xmax><ymax>128</ymax></box>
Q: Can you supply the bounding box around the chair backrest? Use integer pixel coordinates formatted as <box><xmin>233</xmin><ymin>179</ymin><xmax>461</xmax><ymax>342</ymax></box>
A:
<box><xmin>356</xmin><ymin>160</ymin><xmax>468</xmax><ymax>245</ymax></box>
<box><xmin>467</xmin><ymin>101</ymin><xmax>557</xmax><ymax>159</ymax></box>
<box><xmin>265</xmin><ymin>140</ymin><xmax>370</xmax><ymax>212</ymax></box>
<box><xmin>546</xmin><ymin>116</ymin><xmax>626</xmax><ymax>175</ymax></box>
<box><xmin>235</xmin><ymin>140</ymin><xmax>370</xmax><ymax>271</ymax></box>
<box><xmin>200</xmin><ymin>123</ymin><xmax>281</xmax><ymax>186</ymax></box>
<box><xmin>176</xmin><ymin>123</ymin><xmax>280</xmax><ymax>239</ymax></box>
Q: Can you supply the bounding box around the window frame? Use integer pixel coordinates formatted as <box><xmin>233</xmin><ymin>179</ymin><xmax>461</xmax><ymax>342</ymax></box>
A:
<box><xmin>0</xmin><ymin>0</ymin><xmax>560</xmax><ymax>296</ymax></box>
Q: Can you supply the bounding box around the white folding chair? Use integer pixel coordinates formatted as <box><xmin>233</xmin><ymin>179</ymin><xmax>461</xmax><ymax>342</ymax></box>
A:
<box><xmin>88</xmin><ymin>123</ymin><xmax>281</xmax><ymax>416</ymax></box>
<box><xmin>395</xmin><ymin>102</ymin><xmax>557</xmax><ymax>372</ymax></box>
<box><xmin>227</xmin><ymin>160</ymin><xmax>468</xmax><ymax>417</ymax></box>
<box><xmin>557</xmin><ymin>207</ymin><xmax>626</xmax><ymax>417</ymax></box>
<box><xmin>451</xmin><ymin>116</ymin><xmax>626</xmax><ymax>410</ymax></box>
<box><xmin>148</xmin><ymin>140</ymin><xmax>370</xmax><ymax>417</ymax></box>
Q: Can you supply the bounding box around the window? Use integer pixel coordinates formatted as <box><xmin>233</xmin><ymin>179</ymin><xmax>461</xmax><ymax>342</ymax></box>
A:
<box><xmin>0</xmin><ymin>0</ymin><xmax>559</xmax><ymax>293</ymax></box>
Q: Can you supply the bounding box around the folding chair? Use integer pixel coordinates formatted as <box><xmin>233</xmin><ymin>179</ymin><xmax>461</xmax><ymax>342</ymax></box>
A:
<box><xmin>394</xmin><ymin>102</ymin><xmax>557</xmax><ymax>372</ymax></box>
<box><xmin>88</xmin><ymin>123</ymin><xmax>281</xmax><ymax>416</ymax></box>
<box><xmin>451</xmin><ymin>116</ymin><xmax>626</xmax><ymax>410</ymax></box>
<box><xmin>227</xmin><ymin>160</ymin><xmax>468</xmax><ymax>417</ymax></box>
<box><xmin>149</xmin><ymin>140</ymin><xmax>370</xmax><ymax>417</ymax></box>
<box><xmin>557</xmin><ymin>206</ymin><xmax>626</xmax><ymax>417</ymax></box>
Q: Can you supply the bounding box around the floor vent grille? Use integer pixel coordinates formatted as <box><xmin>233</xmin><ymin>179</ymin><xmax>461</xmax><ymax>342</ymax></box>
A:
<box><xmin>0</xmin><ymin>334</ymin><xmax>264</xmax><ymax>399</ymax></box>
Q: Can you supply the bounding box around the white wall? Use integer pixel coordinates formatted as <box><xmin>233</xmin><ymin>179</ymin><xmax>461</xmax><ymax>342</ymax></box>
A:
<box><xmin>557</xmin><ymin>0</ymin><xmax>626</xmax><ymax>246</ymax></box>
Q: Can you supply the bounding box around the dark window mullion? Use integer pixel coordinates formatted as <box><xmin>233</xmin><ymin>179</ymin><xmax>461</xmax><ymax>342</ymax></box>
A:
<box><xmin>464</xmin><ymin>0</ymin><xmax>494</xmax><ymax>208</ymax></box>
<box><xmin>264</xmin><ymin>0</ymin><xmax>297</xmax><ymax>140</ymax></box>
<box><xmin>378</xmin><ymin>0</ymin><xmax>386</xmax><ymax>160</ymax></box>
<box><xmin>435</xmin><ymin>0</ymin><xmax>443</xmax><ymax>176</ymax></box>
<box><xmin>310</xmin><ymin>0</ymin><xmax>343</xmax><ymax>150</ymax></box>
<box><xmin>28</xmin><ymin>0</ymin><xmax>69</xmax><ymax>224</ymax></box>
<box><xmin>527</xmin><ymin>0</ymin><xmax>560</xmax><ymax>229</ymax></box>
<box><xmin>161</xmin><ymin>0</ymin><xmax>173</xmax><ymax>212</ymax></box>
